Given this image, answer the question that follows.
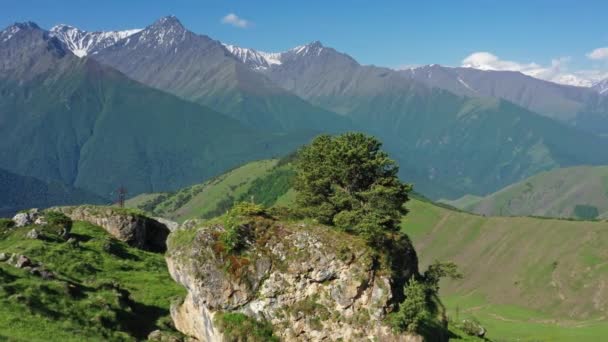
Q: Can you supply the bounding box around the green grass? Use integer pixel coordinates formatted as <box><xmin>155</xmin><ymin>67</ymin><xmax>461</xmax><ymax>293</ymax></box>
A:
<box><xmin>443</xmin><ymin>294</ymin><xmax>608</xmax><ymax>342</ymax></box>
<box><xmin>127</xmin><ymin>160</ymin><xmax>282</xmax><ymax>222</ymax></box>
<box><xmin>403</xmin><ymin>199</ymin><xmax>608</xmax><ymax>341</ymax></box>
<box><xmin>0</xmin><ymin>221</ymin><xmax>185</xmax><ymax>341</ymax></box>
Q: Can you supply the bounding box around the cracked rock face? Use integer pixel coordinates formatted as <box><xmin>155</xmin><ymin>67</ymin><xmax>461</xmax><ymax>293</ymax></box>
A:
<box><xmin>166</xmin><ymin>217</ymin><xmax>418</xmax><ymax>341</ymax></box>
<box><xmin>52</xmin><ymin>206</ymin><xmax>170</xmax><ymax>252</ymax></box>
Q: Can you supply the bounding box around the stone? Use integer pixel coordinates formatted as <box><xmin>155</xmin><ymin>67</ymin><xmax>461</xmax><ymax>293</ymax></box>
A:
<box><xmin>7</xmin><ymin>254</ymin><xmax>33</xmax><ymax>268</ymax></box>
<box><xmin>147</xmin><ymin>330</ymin><xmax>183</xmax><ymax>342</ymax></box>
<box><xmin>12</xmin><ymin>210</ymin><xmax>37</xmax><ymax>227</ymax></box>
<box><xmin>34</xmin><ymin>217</ymin><xmax>47</xmax><ymax>225</ymax></box>
<box><xmin>26</xmin><ymin>229</ymin><xmax>40</xmax><ymax>239</ymax></box>
<box><xmin>0</xmin><ymin>252</ymin><xmax>8</xmax><ymax>262</ymax></box>
<box><xmin>50</xmin><ymin>206</ymin><xmax>171</xmax><ymax>252</ymax></box>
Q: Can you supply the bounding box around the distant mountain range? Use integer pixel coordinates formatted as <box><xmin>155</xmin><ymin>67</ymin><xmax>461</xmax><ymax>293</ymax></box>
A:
<box><xmin>4</xmin><ymin>16</ymin><xmax>608</xmax><ymax>210</ymax></box>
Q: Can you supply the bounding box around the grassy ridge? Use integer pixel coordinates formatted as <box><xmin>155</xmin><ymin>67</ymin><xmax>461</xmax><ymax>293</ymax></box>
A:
<box><xmin>444</xmin><ymin>165</ymin><xmax>608</xmax><ymax>219</ymax></box>
<box><xmin>127</xmin><ymin>160</ymin><xmax>292</xmax><ymax>222</ymax></box>
<box><xmin>0</xmin><ymin>221</ymin><xmax>184</xmax><ymax>341</ymax></box>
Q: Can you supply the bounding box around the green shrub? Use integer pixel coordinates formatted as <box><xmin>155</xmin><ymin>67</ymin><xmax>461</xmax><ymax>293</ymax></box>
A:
<box><xmin>214</xmin><ymin>312</ymin><xmax>279</xmax><ymax>342</ymax></box>
<box><xmin>44</xmin><ymin>211</ymin><xmax>73</xmax><ymax>230</ymax></box>
<box><xmin>458</xmin><ymin>318</ymin><xmax>486</xmax><ymax>337</ymax></box>
<box><xmin>293</xmin><ymin>133</ymin><xmax>411</xmax><ymax>245</ymax></box>
<box><xmin>219</xmin><ymin>202</ymin><xmax>265</xmax><ymax>254</ymax></box>
<box><xmin>0</xmin><ymin>218</ymin><xmax>14</xmax><ymax>230</ymax></box>
<box><xmin>231</xmin><ymin>202</ymin><xmax>266</xmax><ymax>217</ymax></box>
<box><xmin>389</xmin><ymin>278</ymin><xmax>429</xmax><ymax>333</ymax></box>
<box><xmin>573</xmin><ymin>204</ymin><xmax>599</xmax><ymax>220</ymax></box>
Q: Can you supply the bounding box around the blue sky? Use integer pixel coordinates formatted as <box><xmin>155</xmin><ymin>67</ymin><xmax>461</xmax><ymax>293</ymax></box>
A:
<box><xmin>3</xmin><ymin>0</ymin><xmax>608</xmax><ymax>85</ymax></box>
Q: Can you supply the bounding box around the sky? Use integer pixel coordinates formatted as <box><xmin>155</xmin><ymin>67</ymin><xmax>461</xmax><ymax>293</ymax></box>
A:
<box><xmin>3</xmin><ymin>0</ymin><xmax>608</xmax><ymax>85</ymax></box>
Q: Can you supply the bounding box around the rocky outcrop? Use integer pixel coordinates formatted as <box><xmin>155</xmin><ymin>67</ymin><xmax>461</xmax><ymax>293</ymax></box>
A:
<box><xmin>52</xmin><ymin>206</ymin><xmax>170</xmax><ymax>252</ymax></box>
<box><xmin>166</xmin><ymin>216</ymin><xmax>420</xmax><ymax>341</ymax></box>
<box><xmin>12</xmin><ymin>208</ymin><xmax>41</xmax><ymax>227</ymax></box>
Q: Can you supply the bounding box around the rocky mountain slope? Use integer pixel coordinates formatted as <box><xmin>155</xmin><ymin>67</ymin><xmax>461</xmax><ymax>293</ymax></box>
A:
<box><xmin>49</xmin><ymin>24</ymin><xmax>141</xmax><ymax>57</ymax></box>
<box><xmin>444</xmin><ymin>165</ymin><xmax>608</xmax><ymax>219</ymax></box>
<box><xmin>400</xmin><ymin>65</ymin><xmax>608</xmax><ymax>133</ymax></box>
<box><xmin>221</xmin><ymin>40</ymin><xmax>608</xmax><ymax>135</ymax></box>
<box><xmin>92</xmin><ymin>16</ymin><xmax>352</xmax><ymax>133</ymax></box>
<box><xmin>0</xmin><ymin>22</ymin><xmax>303</xmax><ymax>199</ymax></box>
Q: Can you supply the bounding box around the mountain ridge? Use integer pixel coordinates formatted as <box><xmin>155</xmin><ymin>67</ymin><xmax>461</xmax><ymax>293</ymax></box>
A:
<box><xmin>0</xmin><ymin>21</ymin><xmax>304</xmax><ymax>198</ymax></box>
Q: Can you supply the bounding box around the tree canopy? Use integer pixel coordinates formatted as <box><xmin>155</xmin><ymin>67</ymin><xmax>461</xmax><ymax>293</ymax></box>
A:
<box><xmin>294</xmin><ymin>132</ymin><xmax>411</xmax><ymax>242</ymax></box>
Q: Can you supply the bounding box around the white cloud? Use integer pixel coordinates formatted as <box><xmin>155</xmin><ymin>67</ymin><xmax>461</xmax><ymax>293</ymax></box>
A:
<box><xmin>587</xmin><ymin>47</ymin><xmax>608</xmax><ymax>60</ymax></box>
<box><xmin>221</xmin><ymin>13</ymin><xmax>251</xmax><ymax>28</ymax></box>
<box><xmin>461</xmin><ymin>52</ymin><xmax>607</xmax><ymax>87</ymax></box>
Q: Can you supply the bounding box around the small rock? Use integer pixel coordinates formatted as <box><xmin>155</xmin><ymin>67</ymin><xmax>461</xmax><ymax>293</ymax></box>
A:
<box><xmin>147</xmin><ymin>329</ymin><xmax>182</xmax><ymax>342</ymax></box>
<box><xmin>39</xmin><ymin>269</ymin><xmax>55</xmax><ymax>280</ymax></box>
<box><xmin>67</xmin><ymin>237</ymin><xmax>79</xmax><ymax>247</ymax></box>
<box><xmin>26</xmin><ymin>229</ymin><xmax>40</xmax><ymax>239</ymax></box>
<box><xmin>12</xmin><ymin>255</ymin><xmax>32</xmax><ymax>268</ymax></box>
<box><xmin>34</xmin><ymin>217</ymin><xmax>47</xmax><ymax>225</ymax></box>
<box><xmin>0</xmin><ymin>252</ymin><xmax>8</xmax><ymax>262</ymax></box>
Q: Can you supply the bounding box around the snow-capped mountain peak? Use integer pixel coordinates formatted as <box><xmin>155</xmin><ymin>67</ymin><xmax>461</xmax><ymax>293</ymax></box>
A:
<box><xmin>50</xmin><ymin>24</ymin><xmax>141</xmax><ymax>57</ymax></box>
<box><xmin>290</xmin><ymin>41</ymin><xmax>324</xmax><ymax>56</ymax></box>
<box><xmin>222</xmin><ymin>44</ymin><xmax>282</xmax><ymax>70</ymax></box>
<box><xmin>1</xmin><ymin>22</ymin><xmax>40</xmax><ymax>43</ymax></box>
<box><xmin>136</xmin><ymin>15</ymin><xmax>188</xmax><ymax>48</ymax></box>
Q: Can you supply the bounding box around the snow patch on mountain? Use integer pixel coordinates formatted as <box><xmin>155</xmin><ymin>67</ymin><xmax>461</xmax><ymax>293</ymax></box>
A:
<box><xmin>222</xmin><ymin>44</ymin><xmax>282</xmax><ymax>70</ymax></box>
<box><xmin>594</xmin><ymin>79</ymin><xmax>608</xmax><ymax>95</ymax></box>
<box><xmin>222</xmin><ymin>40</ymin><xmax>329</xmax><ymax>70</ymax></box>
<box><xmin>1</xmin><ymin>22</ymin><xmax>40</xmax><ymax>43</ymax></box>
<box><xmin>50</xmin><ymin>24</ymin><xmax>141</xmax><ymax>57</ymax></box>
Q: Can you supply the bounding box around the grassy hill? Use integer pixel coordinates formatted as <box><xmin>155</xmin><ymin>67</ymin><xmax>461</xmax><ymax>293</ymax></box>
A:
<box><xmin>129</xmin><ymin>159</ymin><xmax>608</xmax><ymax>341</ymax></box>
<box><xmin>126</xmin><ymin>159</ymin><xmax>295</xmax><ymax>222</ymax></box>
<box><xmin>0</xmin><ymin>217</ymin><xmax>184</xmax><ymax>341</ymax></box>
<box><xmin>444</xmin><ymin>165</ymin><xmax>608</xmax><ymax>219</ymax></box>
<box><xmin>404</xmin><ymin>199</ymin><xmax>608</xmax><ymax>341</ymax></box>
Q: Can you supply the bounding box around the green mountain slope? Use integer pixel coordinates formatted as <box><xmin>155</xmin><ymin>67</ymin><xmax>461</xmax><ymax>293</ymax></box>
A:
<box><xmin>0</xmin><ymin>23</ymin><xmax>304</xmax><ymax>199</ymax></box>
<box><xmin>445</xmin><ymin>165</ymin><xmax>608</xmax><ymax>219</ymax></box>
<box><xmin>126</xmin><ymin>159</ymin><xmax>294</xmax><ymax>222</ymax></box>
<box><xmin>405</xmin><ymin>199</ymin><xmax>608</xmax><ymax>342</ymax></box>
<box><xmin>130</xmin><ymin>159</ymin><xmax>608</xmax><ymax>341</ymax></box>
<box><xmin>263</xmin><ymin>43</ymin><xmax>608</xmax><ymax>199</ymax></box>
<box><xmin>0</xmin><ymin>218</ymin><xmax>184</xmax><ymax>341</ymax></box>
<box><xmin>0</xmin><ymin>168</ymin><xmax>107</xmax><ymax>217</ymax></box>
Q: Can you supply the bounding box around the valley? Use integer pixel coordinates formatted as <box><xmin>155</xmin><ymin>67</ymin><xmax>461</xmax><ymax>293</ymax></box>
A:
<box><xmin>2</xmin><ymin>5</ymin><xmax>608</xmax><ymax>341</ymax></box>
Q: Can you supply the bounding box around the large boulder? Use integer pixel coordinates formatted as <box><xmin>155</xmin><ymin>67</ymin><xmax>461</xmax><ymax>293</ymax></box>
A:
<box><xmin>51</xmin><ymin>206</ymin><xmax>170</xmax><ymax>252</ymax></box>
<box><xmin>12</xmin><ymin>208</ymin><xmax>40</xmax><ymax>227</ymax></box>
<box><xmin>166</xmin><ymin>215</ymin><xmax>420</xmax><ymax>341</ymax></box>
